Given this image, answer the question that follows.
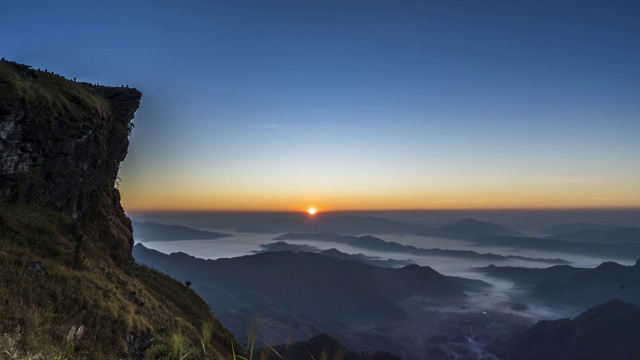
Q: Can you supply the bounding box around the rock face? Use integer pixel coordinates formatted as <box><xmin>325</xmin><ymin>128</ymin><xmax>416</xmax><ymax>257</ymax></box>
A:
<box><xmin>0</xmin><ymin>60</ymin><xmax>141</xmax><ymax>265</ymax></box>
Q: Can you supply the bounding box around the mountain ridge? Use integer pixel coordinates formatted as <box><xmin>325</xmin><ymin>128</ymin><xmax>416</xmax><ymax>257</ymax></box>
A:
<box><xmin>132</xmin><ymin>242</ymin><xmax>488</xmax><ymax>352</ymax></box>
<box><xmin>274</xmin><ymin>232</ymin><xmax>568</xmax><ymax>264</ymax></box>
<box><xmin>434</xmin><ymin>218</ymin><xmax>523</xmax><ymax>238</ymax></box>
<box><xmin>496</xmin><ymin>299</ymin><xmax>640</xmax><ymax>360</ymax></box>
<box><xmin>236</xmin><ymin>215</ymin><xmax>522</xmax><ymax>239</ymax></box>
<box><xmin>547</xmin><ymin>227</ymin><xmax>640</xmax><ymax>243</ymax></box>
<box><xmin>539</xmin><ymin>222</ymin><xmax>619</xmax><ymax>235</ymax></box>
<box><xmin>478</xmin><ymin>259</ymin><xmax>640</xmax><ymax>308</ymax></box>
<box><xmin>132</xmin><ymin>220</ymin><xmax>232</xmax><ymax>242</ymax></box>
<box><xmin>473</xmin><ymin>234</ymin><xmax>640</xmax><ymax>260</ymax></box>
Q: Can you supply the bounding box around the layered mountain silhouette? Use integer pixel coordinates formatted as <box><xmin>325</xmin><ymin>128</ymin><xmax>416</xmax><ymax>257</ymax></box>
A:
<box><xmin>133</xmin><ymin>243</ymin><xmax>498</xmax><ymax>355</ymax></box>
<box><xmin>546</xmin><ymin>227</ymin><xmax>640</xmax><ymax>243</ymax></box>
<box><xmin>539</xmin><ymin>222</ymin><xmax>619</xmax><ymax>235</ymax></box>
<box><xmin>132</xmin><ymin>243</ymin><xmax>491</xmax><ymax>349</ymax></box>
<box><xmin>432</xmin><ymin>218</ymin><xmax>522</xmax><ymax>238</ymax></box>
<box><xmin>258</xmin><ymin>241</ymin><xmax>413</xmax><ymax>268</ymax></box>
<box><xmin>132</xmin><ymin>220</ymin><xmax>232</xmax><ymax>241</ymax></box>
<box><xmin>133</xmin><ymin>244</ymin><xmax>477</xmax><ymax>321</ymax></box>
<box><xmin>236</xmin><ymin>216</ymin><xmax>305</xmax><ymax>234</ymax></box>
<box><xmin>479</xmin><ymin>260</ymin><xmax>640</xmax><ymax>308</ymax></box>
<box><xmin>478</xmin><ymin>264</ymin><xmax>586</xmax><ymax>289</ymax></box>
<box><xmin>317</xmin><ymin>248</ymin><xmax>413</xmax><ymax>268</ymax></box>
<box><xmin>497</xmin><ymin>299</ymin><xmax>640</xmax><ymax>360</ymax></box>
<box><xmin>237</xmin><ymin>216</ymin><xmax>522</xmax><ymax>239</ymax></box>
<box><xmin>535</xmin><ymin>260</ymin><xmax>640</xmax><ymax>307</ymax></box>
<box><xmin>473</xmin><ymin>234</ymin><xmax>640</xmax><ymax>260</ymax></box>
<box><xmin>259</xmin><ymin>241</ymin><xmax>320</xmax><ymax>253</ymax></box>
<box><xmin>274</xmin><ymin>232</ymin><xmax>568</xmax><ymax>264</ymax></box>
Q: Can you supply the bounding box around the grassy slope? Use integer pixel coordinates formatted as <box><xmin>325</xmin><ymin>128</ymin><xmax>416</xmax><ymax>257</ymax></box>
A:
<box><xmin>0</xmin><ymin>203</ymin><xmax>238</xmax><ymax>359</ymax></box>
<box><xmin>0</xmin><ymin>60</ymin><xmax>110</xmax><ymax>119</ymax></box>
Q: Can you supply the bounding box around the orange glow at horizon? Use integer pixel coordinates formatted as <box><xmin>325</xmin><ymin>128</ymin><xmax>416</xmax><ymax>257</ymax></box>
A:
<box><xmin>119</xmin><ymin>173</ymin><xmax>640</xmax><ymax>213</ymax></box>
<box><xmin>120</xmin><ymin>189</ymin><xmax>640</xmax><ymax>213</ymax></box>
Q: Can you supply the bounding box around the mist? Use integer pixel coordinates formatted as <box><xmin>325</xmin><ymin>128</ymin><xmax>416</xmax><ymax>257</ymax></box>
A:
<box><xmin>129</xmin><ymin>209</ymin><xmax>640</xmax><ymax>358</ymax></box>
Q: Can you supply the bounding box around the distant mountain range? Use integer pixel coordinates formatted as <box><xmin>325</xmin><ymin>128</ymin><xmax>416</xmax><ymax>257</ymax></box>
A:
<box><xmin>478</xmin><ymin>259</ymin><xmax>640</xmax><ymax>308</ymax></box>
<box><xmin>235</xmin><ymin>216</ymin><xmax>305</xmax><ymax>234</ymax></box>
<box><xmin>258</xmin><ymin>241</ymin><xmax>413</xmax><ymax>268</ymax></box>
<box><xmin>259</xmin><ymin>241</ymin><xmax>320</xmax><ymax>253</ymax></box>
<box><xmin>473</xmin><ymin>234</ymin><xmax>640</xmax><ymax>260</ymax></box>
<box><xmin>274</xmin><ymin>232</ymin><xmax>569</xmax><ymax>264</ymax></box>
<box><xmin>132</xmin><ymin>244</ymin><xmax>488</xmax><ymax>347</ymax></box>
<box><xmin>432</xmin><ymin>217</ymin><xmax>522</xmax><ymax>238</ymax></box>
<box><xmin>478</xmin><ymin>264</ymin><xmax>586</xmax><ymax>290</ymax></box>
<box><xmin>539</xmin><ymin>222</ymin><xmax>619</xmax><ymax>235</ymax></box>
<box><xmin>494</xmin><ymin>299</ymin><xmax>640</xmax><ymax>360</ymax></box>
<box><xmin>546</xmin><ymin>227</ymin><xmax>640</xmax><ymax>243</ymax></box>
<box><xmin>535</xmin><ymin>260</ymin><xmax>640</xmax><ymax>307</ymax></box>
<box><xmin>237</xmin><ymin>216</ymin><xmax>522</xmax><ymax>239</ymax></box>
<box><xmin>132</xmin><ymin>220</ymin><xmax>232</xmax><ymax>241</ymax></box>
<box><xmin>133</xmin><ymin>244</ymin><xmax>477</xmax><ymax>317</ymax></box>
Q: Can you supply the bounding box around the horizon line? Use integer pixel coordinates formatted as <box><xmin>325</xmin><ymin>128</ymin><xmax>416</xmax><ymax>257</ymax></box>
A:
<box><xmin>125</xmin><ymin>206</ymin><xmax>640</xmax><ymax>214</ymax></box>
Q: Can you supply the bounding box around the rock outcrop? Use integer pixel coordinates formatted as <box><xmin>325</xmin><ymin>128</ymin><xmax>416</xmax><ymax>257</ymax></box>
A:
<box><xmin>0</xmin><ymin>60</ymin><xmax>239</xmax><ymax>358</ymax></box>
<box><xmin>0</xmin><ymin>59</ymin><xmax>141</xmax><ymax>265</ymax></box>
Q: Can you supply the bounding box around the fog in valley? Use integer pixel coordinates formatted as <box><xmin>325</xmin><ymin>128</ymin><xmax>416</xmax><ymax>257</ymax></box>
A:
<box><xmin>130</xmin><ymin>210</ymin><xmax>640</xmax><ymax>359</ymax></box>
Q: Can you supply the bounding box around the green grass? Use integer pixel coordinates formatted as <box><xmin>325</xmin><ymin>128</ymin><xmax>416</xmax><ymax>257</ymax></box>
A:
<box><xmin>0</xmin><ymin>61</ymin><xmax>111</xmax><ymax>121</ymax></box>
<box><xmin>0</xmin><ymin>203</ymin><xmax>240</xmax><ymax>359</ymax></box>
<box><xmin>229</xmin><ymin>323</ymin><xmax>349</xmax><ymax>360</ymax></box>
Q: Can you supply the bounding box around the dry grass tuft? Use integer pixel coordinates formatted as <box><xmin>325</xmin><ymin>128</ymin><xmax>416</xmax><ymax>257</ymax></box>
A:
<box><xmin>0</xmin><ymin>203</ymin><xmax>239</xmax><ymax>359</ymax></box>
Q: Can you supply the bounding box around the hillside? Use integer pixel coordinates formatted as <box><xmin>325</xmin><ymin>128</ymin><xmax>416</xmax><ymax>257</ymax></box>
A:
<box><xmin>0</xmin><ymin>60</ymin><xmax>238</xmax><ymax>359</ymax></box>
<box><xmin>477</xmin><ymin>264</ymin><xmax>586</xmax><ymax>289</ymax></box>
<box><xmin>535</xmin><ymin>260</ymin><xmax>640</xmax><ymax>307</ymax></box>
<box><xmin>497</xmin><ymin>299</ymin><xmax>640</xmax><ymax>360</ymax></box>
<box><xmin>266</xmin><ymin>333</ymin><xmax>402</xmax><ymax>360</ymax></box>
<box><xmin>132</xmin><ymin>244</ymin><xmax>469</xmax><ymax>321</ymax></box>
<box><xmin>132</xmin><ymin>243</ymin><xmax>489</xmax><ymax>354</ymax></box>
<box><xmin>477</xmin><ymin>260</ymin><xmax>640</xmax><ymax>309</ymax></box>
<box><xmin>259</xmin><ymin>241</ymin><xmax>413</xmax><ymax>267</ymax></box>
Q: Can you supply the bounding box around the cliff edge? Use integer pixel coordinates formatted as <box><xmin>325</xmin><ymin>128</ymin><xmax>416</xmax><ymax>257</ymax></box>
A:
<box><xmin>0</xmin><ymin>60</ymin><xmax>238</xmax><ymax>359</ymax></box>
<box><xmin>0</xmin><ymin>60</ymin><xmax>140</xmax><ymax>266</ymax></box>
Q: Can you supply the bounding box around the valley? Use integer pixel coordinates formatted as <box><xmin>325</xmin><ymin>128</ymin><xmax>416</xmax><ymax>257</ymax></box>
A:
<box><xmin>131</xmin><ymin>213</ymin><xmax>640</xmax><ymax>359</ymax></box>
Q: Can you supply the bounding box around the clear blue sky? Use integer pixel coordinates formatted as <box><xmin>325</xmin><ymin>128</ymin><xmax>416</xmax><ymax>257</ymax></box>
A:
<box><xmin>2</xmin><ymin>1</ymin><xmax>639</xmax><ymax>210</ymax></box>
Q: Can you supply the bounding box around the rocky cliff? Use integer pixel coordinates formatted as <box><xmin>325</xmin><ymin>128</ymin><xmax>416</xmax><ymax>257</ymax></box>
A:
<box><xmin>0</xmin><ymin>59</ymin><xmax>140</xmax><ymax>265</ymax></box>
<box><xmin>0</xmin><ymin>60</ymin><xmax>238</xmax><ymax>359</ymax></box>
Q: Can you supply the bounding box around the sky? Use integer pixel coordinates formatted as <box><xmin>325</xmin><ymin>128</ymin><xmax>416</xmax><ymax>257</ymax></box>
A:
<box><xmin>2</xmin><ymin>1</ymin><xmax>639</xmax><ymax>212</ymax></box>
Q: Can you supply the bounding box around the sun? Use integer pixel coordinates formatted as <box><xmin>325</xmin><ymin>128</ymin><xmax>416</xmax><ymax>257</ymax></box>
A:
<box><xmin>307</xmin><ymin>207</ymin><xmax>317</xmax><ymax>215</ymax></box>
